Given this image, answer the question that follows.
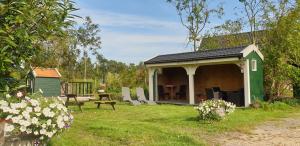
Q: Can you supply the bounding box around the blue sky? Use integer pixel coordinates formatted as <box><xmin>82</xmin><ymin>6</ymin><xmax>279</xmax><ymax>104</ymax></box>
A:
<box><xmin>74</xmin><ymin>0</ymin><xmax>244</xmax><ymax>64</ymax></box>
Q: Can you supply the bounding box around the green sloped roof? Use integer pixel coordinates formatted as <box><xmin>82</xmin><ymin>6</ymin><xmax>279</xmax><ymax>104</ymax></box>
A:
<box><xmin>200</xmin><ymin>30</ymin><xmax>266</xmax><ymax>50</ymax></box>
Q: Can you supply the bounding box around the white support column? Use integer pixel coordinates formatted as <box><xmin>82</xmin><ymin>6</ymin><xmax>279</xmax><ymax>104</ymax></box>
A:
<box><xmin>243</xmin><ymin>59</ymin><xmax>251</xmax><ymax>107</ymax></box>
<box><xmin>184</xmin><ymin>66</ymin><xmax>197</xmax><ymax>105</ymax></box>
<box><xmin>148</xmin><ymin>68</ymin><xmax>155</xmax><ymax>102</ymax></box>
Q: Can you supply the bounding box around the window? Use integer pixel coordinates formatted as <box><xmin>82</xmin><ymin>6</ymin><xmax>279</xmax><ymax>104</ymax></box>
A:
<box><xmin>251</xmin><ymin>59</ymin><xmax>257</xmax><ymax>71</ymax></box>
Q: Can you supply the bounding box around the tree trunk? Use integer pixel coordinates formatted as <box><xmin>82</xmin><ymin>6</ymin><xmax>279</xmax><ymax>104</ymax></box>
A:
<box><xmin>193</xmin><ymin>39</ymin><xmax>197</xmax><ymax>52</ymax></box>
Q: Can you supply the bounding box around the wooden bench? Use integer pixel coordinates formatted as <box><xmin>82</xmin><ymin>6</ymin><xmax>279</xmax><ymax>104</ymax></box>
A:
<box><xmin>94</xmin><ymin>101</ymin><xmax>116</xmax><ymax>110</ymax></box>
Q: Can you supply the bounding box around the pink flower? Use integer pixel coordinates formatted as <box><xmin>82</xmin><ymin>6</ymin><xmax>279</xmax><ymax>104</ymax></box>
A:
<box><xmin>16</xmin><ymin>91</ymin><xmax>23</xmax><ymax>98</ymax></box>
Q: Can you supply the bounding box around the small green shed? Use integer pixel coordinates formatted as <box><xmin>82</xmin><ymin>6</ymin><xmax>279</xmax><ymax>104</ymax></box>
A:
<box><xmin>27</xmin><ymin>67</ymin><xmax>62</xmax><ymax>97</ymax></box>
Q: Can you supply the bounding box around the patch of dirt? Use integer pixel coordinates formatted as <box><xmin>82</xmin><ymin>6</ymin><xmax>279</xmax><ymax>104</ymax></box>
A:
<box><xmin>214</xmin><ymin>118</ymin><xmax>300</xmax><ymax>146</ymax></box>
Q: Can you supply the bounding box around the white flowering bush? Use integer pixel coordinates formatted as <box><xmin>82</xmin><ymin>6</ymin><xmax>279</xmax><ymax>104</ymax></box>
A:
<box><xmin>0</xmin><ymin>91</ymin><xmax>73</xmax><ymax>142</ymax></box>
<box><xmin>194</xmin><ymin>100</ymin><xmax>236</xmax><ymax>121</ymax></box>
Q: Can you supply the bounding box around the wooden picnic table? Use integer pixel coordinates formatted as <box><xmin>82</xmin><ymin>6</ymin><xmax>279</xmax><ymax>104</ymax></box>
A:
<box><xmin>94</xmin><ymin>93</ymin><xmax>116</xmax><ymax>110</ymax></box>
<box><xmin>65</xmin><ymin>94</ymin><xmax>83</xmax><ymax>112</ymax></box>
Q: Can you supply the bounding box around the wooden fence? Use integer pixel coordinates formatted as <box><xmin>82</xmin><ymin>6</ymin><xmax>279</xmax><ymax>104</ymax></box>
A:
<box><xmin>64</xmin><ymin>82</ymin><xmax>93</xmax><ymax>96</ymax></box>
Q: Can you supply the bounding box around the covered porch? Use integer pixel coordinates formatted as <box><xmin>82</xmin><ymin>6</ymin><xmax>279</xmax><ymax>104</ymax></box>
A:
<box><xmin>145</xmin><ymin>45</ymin><xmax>265</xmax><ymax>107</ymax></box>
<box><xmin>149</xmin><ymin>61</ymin><xmax>247</xmax><ymax>106</ymax></box>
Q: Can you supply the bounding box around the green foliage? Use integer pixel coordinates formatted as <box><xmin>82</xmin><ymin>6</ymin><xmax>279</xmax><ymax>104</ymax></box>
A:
<box><xmin>0</xmin><ymin>0</ymin><xmax>77</xmax><ymax>93</ymax></box>
<box><xmin>251</xmin><ymin>99</ymin><xmax>293</xmax><ymax>111</ymax></box>
<box><xmin>207</xmin><ymin>19</ymin><xmax>243</xmax><ymax>36</ymax></box>
<box><xmin>271</xmin><ymin>98</ymin><xmax>300</xmax><ymax>107</ymax></box>
<box><xmin>76</xmin><ymin>16</ymin><xmax>101</xmax><ymax>80</ymax></box>
<box><xmin>263</xmin><ymin>2</ymin><xmax>300</xmax><ymax>97</ymax></box>
<box><xmin>167</xmin><ymin>0</ymin><xmax>223</xmax><ymax>51</ymax></box>
<box><xmin>0</xmin><ymin>0</ymin><xmax>76</xmax><ymax>76</ymax></box>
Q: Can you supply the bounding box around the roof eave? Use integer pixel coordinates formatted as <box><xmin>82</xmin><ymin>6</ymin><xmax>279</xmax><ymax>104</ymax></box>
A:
<box><xmin>145</xmin><ymin>54</ymin><xmax>243</xmax><ymax>65</ymax></box>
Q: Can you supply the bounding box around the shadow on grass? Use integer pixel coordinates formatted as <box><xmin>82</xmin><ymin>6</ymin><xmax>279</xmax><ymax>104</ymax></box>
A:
<box><xmin>185</xmin><ymin>116</ymin><xmax>199</xmax><ymax>122</ymax></box>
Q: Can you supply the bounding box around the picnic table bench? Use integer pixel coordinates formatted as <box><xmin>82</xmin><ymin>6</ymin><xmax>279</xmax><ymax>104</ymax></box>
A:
<box><xmin>94</xmin><ymin>93</ymin><xmax>116</xmax><ymax>110</ymax></box>
<box><xmin>65</xmin><ymin>94</ymin><xmax>84</xmax><ymax>112</ymax></box>
<box><xmin>94</xmin><ymin>100</ymin><xmax>116</xmax><ymax>110</ymax></box>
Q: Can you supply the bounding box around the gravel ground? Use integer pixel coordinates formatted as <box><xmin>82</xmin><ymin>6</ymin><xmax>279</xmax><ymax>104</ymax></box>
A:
<box><xmin>215</xmin><ymin>117</ymin><xmax>300</xmax><ymax>146</ymax></box>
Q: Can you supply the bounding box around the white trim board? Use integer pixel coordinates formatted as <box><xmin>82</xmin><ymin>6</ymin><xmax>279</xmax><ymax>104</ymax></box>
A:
<box><xmin>241</xmin><ymin>44</ymin><xmax>264</xmax><ymax>60</ymax></box>
<box><xmin>145</xmin><ymin>57</ymin><xmax>240</xmax><ymax>68</ymax></box>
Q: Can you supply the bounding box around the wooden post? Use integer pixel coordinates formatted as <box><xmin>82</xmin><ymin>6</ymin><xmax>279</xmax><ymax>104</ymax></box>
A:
<box><xmin>184</xmin><ymin>66</ymin><xmax>197</xmax><ymax>105</ymax></box>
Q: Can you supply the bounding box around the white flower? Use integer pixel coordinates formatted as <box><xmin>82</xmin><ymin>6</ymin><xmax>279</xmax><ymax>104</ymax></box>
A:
<box><xmin>40</xmin><ymin>129</ymin><xmax>46</xmax><ymax>135</ymax></box>
<box><xmin>30</xmin><ymin>99</ymin><xmax>39</xmax><ymax>107</ymax></box>
<box><xmin>42</xmin><ymin>107</ymin><xmax>55</xmax><ymax>117</ymax></box>
<box><xmin>0</xmin><ymin>100</ymin><xmax>8</xmax><ymax>106</ymax></box>
<box><xmin>26</xmin><ymin>129</ymin><xmax>32</xmax><ymax>134</ymax></box>
<box><xmin>49</xmin><ymin>103</ymin><xmax>56</xmax><ymax>108</ymax></box>
<box><xmin>42</xmin><ymin>124</ymin><xmax>47</xmax><ymax>129</ymax></box>
<box><xmin>11</xmin><ymin>116</ymin><xmax>22</xmax><ymax>123</ymax></box>
<box><xmin>25</xmin><ymin>96</ymin><xmax>31</xmax><ymax>101</ymax></box>
<box><xmin>39</xmin><ymin>88</ymin><xmax>43</xmax><ymax>94</ymax></box>
<box><xmin>5</xmin><ymin>124</ymin><xmax>14</xmax><ymax>132</ymax></box>
<box><xmin>47</xmin><ymin>119</ymin><xmax>52</xmax><ymax>126</ymax></box>
<box><xmin>19</xmin><ymin>120</ymin><xmax>31</xmax><ymax>127</ymax></box>
<box><xmin>34</xmin><ymin>131</ymin><xmax>39</xmax><ymax>135</ymax></box>
<box><xmin>40</xmin><ymin>136</ymin><xmax>44</xmax><ymax>140</ymax></box>
<box><xmin>63</xmin><ymin>116</ymin><xmax>69</xmax><ymax>121</ymax></box>
<box><xmin>22</xmin><ymin>111</ymin><xmax>30</xmax><ymax>119</ymax></box>
<box><xmin>16</xmin><ymin>91</ymin><xmax>23</xmax><ymax>98</ymax></box>
<box><xmin>46</xmin><ymin>131</ymin><xmax>54</xmax><ymax>138</ymax></box>
<box><xmin>19</xmin><ymin>101</ymin><xmax>27</xmax><ymax>108</ymax></box>
<box><xmin>5</xmin><ymin>94</ymin><xmax>11</xmax><ymax>98</ymax></box>
<box><xmin>34</xmin><ymin>106</ymin><xmax>41</xmax><ymax>112</ymax></box>
<box><xmin>20</xmin><ymin>126</ymin><xmax>26</xmax><ymax>132</ymax></box>
<box><xmin>31</xmin><ymin>117</ymin><xmax>39</xmax><ymax>125</ymax></box>
<box><xmin>25</xmin><ymin>107</ymin><xmax>33</xmax><ymax>112</ymax></box>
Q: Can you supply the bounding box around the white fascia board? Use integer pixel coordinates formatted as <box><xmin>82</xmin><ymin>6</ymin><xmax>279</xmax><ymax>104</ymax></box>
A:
<box><xmin>241</xmin><ymin>44</ymin><xmax>264</xmax><ymax>60</ymax></box>
<box><xmin>55</xmin><ymin>68</ymin><xmax>62</xmax><ymax>78</ymax></box>
<box><xmin>32</xmin><ymin>70</ymin><xmax>37</xmax><ymax>78</ymax></box>
<box><xmin>145</xmin><ymin>57</ymin><xmax>240</xmax><ymax>68</ymax></box>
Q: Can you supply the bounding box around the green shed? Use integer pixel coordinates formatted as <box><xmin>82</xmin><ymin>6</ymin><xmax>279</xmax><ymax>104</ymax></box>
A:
<box><xmin>27</xmin><ymin>67</ymin><xmax>62</xmax><ymax>97</ymax></box>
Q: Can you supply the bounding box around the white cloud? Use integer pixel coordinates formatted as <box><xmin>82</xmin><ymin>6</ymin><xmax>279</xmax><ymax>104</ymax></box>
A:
<box><xmin>101</xmin><ymin>31</ymin><xmax>190</xmax><ymax>64</ymax></box>
<box><xmin>75</xmin><ymin>8</ymin><xmax>184</xmax><ymax>31</ymax></box>
<box><xmin>74</xmin><ymin>8</ymin><xmax>190</xmax><ymax>64</ymax></box>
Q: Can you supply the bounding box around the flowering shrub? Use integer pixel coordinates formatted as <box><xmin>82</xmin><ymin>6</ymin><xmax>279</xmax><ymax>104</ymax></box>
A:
<box><xmin>0</xmin><ymin>91</ymin><xmax>73</xmax><ymax>142</ymax></box>
<box><xmin>194</xmin><ymin>100</ymin><xmax>236</xmax><ymax>121</ymax></box>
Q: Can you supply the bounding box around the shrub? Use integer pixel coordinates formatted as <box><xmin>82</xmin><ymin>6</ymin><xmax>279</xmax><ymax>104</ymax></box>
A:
<box><xmin>194</xmin><ymin>100</ymin><xmax>236</xmax><ymax>121</ymax></box>
<box><xmin>272</xmin><ymin>97</ymin><xmax>300</xmax><ymax>107</ymax></box>
<box><xmin>251</xmin><ymin>99</ymin><xmax>292</xmax><ymax>111</ymax></box>
<box><xmin>0</xmin><ymin>91</ymin><xmax>73</xmax><ymax>143</ymax></box>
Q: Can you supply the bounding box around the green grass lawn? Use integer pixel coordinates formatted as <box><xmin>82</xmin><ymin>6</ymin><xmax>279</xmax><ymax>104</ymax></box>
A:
<box><xmin>49</xmin><ymin>102</ymin><xmax>300</xmax><ymax>146</ymax></box>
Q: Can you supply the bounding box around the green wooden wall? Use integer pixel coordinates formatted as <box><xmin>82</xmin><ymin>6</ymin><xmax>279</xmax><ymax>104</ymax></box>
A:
<box><xmin>34</xmin><ymin>77</ymin><xmax>61</xmax><ymax>97</ymax></box>
<box><xmin>246</xmin><ymin>51</ymin><xmax>264</xmax><ymax>101</ymax></box>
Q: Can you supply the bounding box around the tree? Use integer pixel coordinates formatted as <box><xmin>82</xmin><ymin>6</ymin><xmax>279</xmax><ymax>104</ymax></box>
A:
<box><xmin>262</xmin><ymin>0</ymin><xmax>300</xmax><ymax>98</ymax></box>
<box><xmin>76</xmin><ymin>16</ymin><xmax>101</xmax><ymax>81</ymax></box>
<box><xmin>0</xmin><ymin>0</ymin><xmax>76</xmax><ymax>91</ymax></box>
<box><xmin>167</xmin><ymin>0</ymin><xmax>223</xmax><ymax>51</ymax></box>
<box><xmin>239</xmin><ymin>0</ymin><xmax>269</xmax><ymax>44</ymax></box>
<box><xmin>209</xmin><ymin>19</ymin><xmax>243</xmax><ymax>35</ymax></box>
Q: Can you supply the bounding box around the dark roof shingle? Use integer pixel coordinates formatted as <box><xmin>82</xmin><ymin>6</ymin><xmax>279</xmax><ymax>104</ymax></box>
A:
<box><xmin>145</xmin><ymin>46</ymin><xmax>245</xmax><ymax>64</ymax></box>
